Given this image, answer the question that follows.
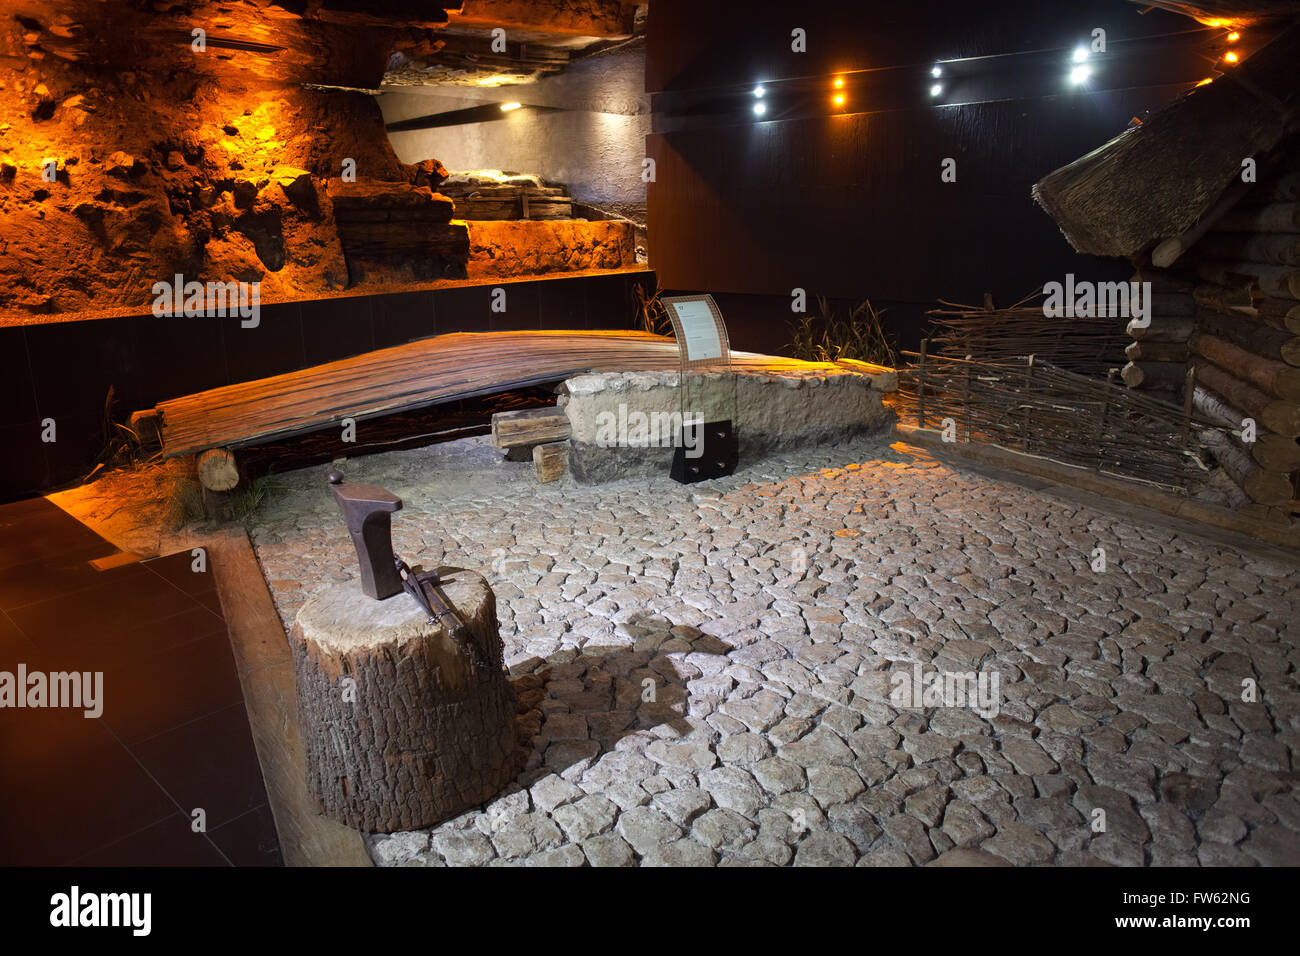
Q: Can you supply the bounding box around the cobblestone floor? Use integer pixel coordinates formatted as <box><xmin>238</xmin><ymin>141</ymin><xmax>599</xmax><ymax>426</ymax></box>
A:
<box><xmin>249</xmin><ymin>435</ymin><xmax>1300</xmax><ymax>867</ymax></box>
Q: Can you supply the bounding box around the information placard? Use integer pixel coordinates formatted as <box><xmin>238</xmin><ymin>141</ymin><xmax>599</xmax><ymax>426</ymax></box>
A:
<box><xmin>662</xmin><ymin>294</ymin><xmax>730</xmax><ymax>368</ymax></box>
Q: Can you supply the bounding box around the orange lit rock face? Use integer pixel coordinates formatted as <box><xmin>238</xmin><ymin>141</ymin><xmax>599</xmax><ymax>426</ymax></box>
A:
<box><xmin>0</xmin><ymin>1</ymin><xmax>459</xmax><ymax>323</ymax></box>
<box><xmin>466</xmin><ymin>219</ymin><xmax>636</xmax><ymax>279</ymax></box>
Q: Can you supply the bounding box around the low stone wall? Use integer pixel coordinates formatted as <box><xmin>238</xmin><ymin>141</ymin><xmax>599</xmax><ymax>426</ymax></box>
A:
<box><xmin>562</xmin><ymin>366</ymin><xmax>896</xmax><ymax>484</ymax></box>
<box><xmin>466</xmin><ymin>219</ymin><xmax>636</xmax><ymax>278</ymax></box>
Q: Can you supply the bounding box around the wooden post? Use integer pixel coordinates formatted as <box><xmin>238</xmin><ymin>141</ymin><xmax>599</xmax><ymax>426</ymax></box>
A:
<box><xmin>917</xmin><ymin>339</ymin><xmax>928</xmax><ymax>429</ymax></box>
<box><xmin>1095</xmin><ymin>368</ymin><xmax>1117</xmax><ymax>472</ymax></box>
<box><xmin>1023</xmin><ymin>355</ymin><xmax>1035</xmax><ymax>452</ymax></box>
<box><xmin>1183</xmin><ymin>365</ymin><xmax>1197</xmax><ymax>485</ymax></box>
<box><xmin>963</xmin><ymin>355</ymin><xmax>972</xmax><ymax>442</ymax></box>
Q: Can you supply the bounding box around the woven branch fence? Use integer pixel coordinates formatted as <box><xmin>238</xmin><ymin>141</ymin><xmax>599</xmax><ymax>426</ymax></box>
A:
<box><xmin>894</xmin><ymin>351</ymin><xmax>1210</xmax><ymax>493</ymax></box>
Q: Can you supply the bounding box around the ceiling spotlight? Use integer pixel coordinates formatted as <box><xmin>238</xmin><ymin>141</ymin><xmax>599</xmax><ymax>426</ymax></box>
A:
<box><xmin>500</xmin><ymin>102</ymin><xmax>522</xmax><ymax>111</ymax></box>
<box><xmin>1227</xmin><ymin>32</ymin><xmax>1240</xmax><ymax>42</ymax></box>
<box><xmin>833</xmin><ymin>77</ymin><xmax>844</xmax><ymax>88</ymax></box>
<box><xmin>1070</xmin><ymin>65</ymin><xmax>1091</xmax><ymax>85</ymax></box>
<box><xmin>931</xmin><ymin>65</ymin><xmax>942</xmax><ymax>78</ymax></box>
<box><xmin>753</xmin><ymin>102</ymin><xmax>767</xmax><ymax>116</ymax></box>
<box><xmin>832</xmin><ymin>93</ymin><xmax>846</xmax><ymax>107</ymax></box>
<box><xmin>754</xmin><ymin>85</ymin><xmax>766</xmax><ymax>98</ymax></box>
<box><xmin>930</xmin><ymin>83</ymin><xmax>942</xmax><ymax>97</ymax></box>
<box><xmin>1072</xmin><ymin>47</ymin><xmax>1089</xmax><ymax>63</ymax></box>
<box><xmin>1224</xmin><ymin>51</ymin><xmax>1239</xmax><ymax>63</ymax></box>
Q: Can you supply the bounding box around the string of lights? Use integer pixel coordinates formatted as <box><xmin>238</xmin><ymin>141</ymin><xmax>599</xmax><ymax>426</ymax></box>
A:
<box><xmin>734</xmin><ymin>24</ymin><xmax>1247</xmax><ymax>125</ymax></box>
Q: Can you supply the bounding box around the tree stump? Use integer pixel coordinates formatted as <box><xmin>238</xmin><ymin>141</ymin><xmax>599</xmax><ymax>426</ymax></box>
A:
<box><xmin>289</xmin><ymin>567</ymin><xmax>520</xmax><ymax>832</ymax></box>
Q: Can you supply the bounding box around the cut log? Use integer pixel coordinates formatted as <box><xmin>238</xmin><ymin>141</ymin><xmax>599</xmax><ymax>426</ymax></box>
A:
<box><xmin>1193</xmin><ymin>383</ymin><xmax>1245</xmax><ymax>429</ymax></box>
<box><xmin>1126</xmin><ymin>316</ymin><xmax>1194</xmax><ymax>342</ymax></box>
<box><xmin>1190</xmin><ymin>331</ymin><xmax>1300</xmax><ymax>401</ymax></box>
<box><xmin>1198</xmin><ymin>232</ymin><xmax>1300</xmax><ymax>267</ymax></box>
<box><xmin>128</xmin><ymin>408</ymin><xmax>162</xmax><ymax>448</ymax></box>
<box><xmin>1194</xmin><ymin>360</ymin><xmax>1300</xmax><ymax>437</ymax></box>
<box><xmin>289</xmin><ymin>569</ymin><xmax>520</xmax><ymax>832</ymax></box>
<box><xmin>1193</xmin><ymin>385</ymin><xmax>1300</xmax><ymax>471</ymax></box>
<box><xmin>1251</xmin><ymin>433</ymin><xmax>1300</xmax><ymax>471</ymax></box>
<box><xmin>1193</xmin><ymin>281</ymin><xmax>1258</xmax><ymax>315</ymax></box>
<box><xmin>532</xmin><ymin>441</ymin><xmax>568</xmax><ymax>483</ymax></box>
<box><xmin>1256</xmin><ymin>297</ymin><xmax>1300</xmax><ymax>333</ymax></box>
<box><xmin>1124</xmin><ymin>340</ymin><xmax>1188</xmax><ymax>363</ymax></box>
<box><xmin>1195</xmin><ymin>259</ymin><xmax>1300</xmax><ymax>300</ymax></box>
<box><xmin>197</xmin><ymin>448</ymin><xmax>240</xmax><ymax>491</ymax></box>
<box><xmin>1201</xmin><ymin>428</ymin><xmax>1294</xmax><ymax>506</ymax></box>
<box><xmin>1215</xmin><ymin>202</ymin><xmax>1300</xmax><ymax>234</ymax></box>
<box><xmin>1195</xmin><ymin>309</ymin><xmax>1300</xmax><ymax>367</ymax></box>
<box><xmin>490</xmin><ymin>406</ymin><xmax>571</xmax><ymax>449</ymax></box>
<box><xmin>1121</xmin><ymin>360</ymin><xmax>1186</xmax><ymax>390</ymax></box>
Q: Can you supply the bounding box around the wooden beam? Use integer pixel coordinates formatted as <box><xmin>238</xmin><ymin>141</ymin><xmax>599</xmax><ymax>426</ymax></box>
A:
<box><xmin>491</xmin><ymin>406</ymin><xmax>570</xmax><ymax>448</ymax></box>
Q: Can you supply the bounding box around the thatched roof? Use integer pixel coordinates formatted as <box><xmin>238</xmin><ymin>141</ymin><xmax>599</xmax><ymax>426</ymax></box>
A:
<box><xmin>1033</xmin><ymin>21</ymin><xmax>1300</xmax><ymax>259</ymax></box>
<box><xmin>1134</xmin><ymin>1</ymin><xmax>1300</xmax><ymax>24</ymax></box>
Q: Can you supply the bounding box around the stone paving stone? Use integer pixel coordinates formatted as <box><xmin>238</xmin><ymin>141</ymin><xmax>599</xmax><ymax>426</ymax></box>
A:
<box><xmin>981</xmin><ymin>823</ymin><xmax>1057</xmax><ymax>865</ymax></box>
<box><xmin>793</xmin><ymin>830</ymin><xmax>858</xmax><ymax>866</ymax></box>
<box><xmin>531</xmin><ymin>774</ymin><xmax>584</xmax><ymax>814</ymax></box>
<box><xmin>699</xmin><ymin>766</ymin><xmax>767</xmax><ymax>817</ymax></box>
<box><xmin>491</xmin><ymin>813</ymin><xmax>565</xmax><ymax>859</ymax></box>
<box><xmin>827</xmin><ymin>803</ymin><xmax>883</xmax><ymax>851</ymax></box>
<box><xmin>942</xmin><ymin>800</ymin><xmax>996</xmax><ymax>846</ymax></box>
<box><xmin>247</xmin><ymin>434</ymin><xmax>1300</xmax><ymax>868</ymax></box>
<box><xmin>691</xmin><ymin>808</ymin><xmax>757</xmax><ymax>852</ymax></box>
<box><xmin>581</xmin><ymin>833</ymin><xmax>636</xmax><ymax>867</ymax></box>
<box><xmin>642</xmin><ymin>840</ymin><xmax>718</xmax><ymax>867</ymax></box>
<box><xmin>432</xmin><ymin>830</ymin><xmax>496</xmax><ymax>866</ymax></box>
<box><xmin>653</xmin><ymin>787</ymin><xmax>712</xmax><ymax>826</ymax></box>
<box><xmin>552</xmin><ymin>795</ymin><xmax>619</xmax><ymax>843</ymax></box>
<box><xmin>749</xmin><ymin>757</ymin><xmax>805</xmax><ymax>796</ymax></box>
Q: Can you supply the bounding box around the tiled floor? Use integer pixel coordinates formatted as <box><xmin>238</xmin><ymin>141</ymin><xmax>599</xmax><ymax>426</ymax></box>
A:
<box><xmin>0</xmin><ymin>498</ymin><xmax>281</xmax><ymax>866</ymax></box>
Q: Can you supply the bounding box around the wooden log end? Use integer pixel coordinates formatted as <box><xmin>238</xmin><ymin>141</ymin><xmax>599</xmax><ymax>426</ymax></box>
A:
<box><xmin>197</xmin><ymin>448</ymin><xmax>241</xmax><ymax>492</ymax></box>
<box><xmin>533</xmin><ymin>441</ymin><xmax>568</xmax><ymax>484</ymax></box>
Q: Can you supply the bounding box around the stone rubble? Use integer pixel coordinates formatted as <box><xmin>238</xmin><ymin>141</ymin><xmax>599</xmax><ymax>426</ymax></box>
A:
<box><xmin>265</xmin><ymin>434</ymin><xmax>1300</xmax><ymax>867</ymax></box>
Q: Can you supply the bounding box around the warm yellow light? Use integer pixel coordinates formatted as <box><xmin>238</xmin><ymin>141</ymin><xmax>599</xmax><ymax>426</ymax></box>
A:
<box><xmin>500</xmin><ymin>102</ymin><xmax>523</xmax><ymax>111</ymax></box>
<box><xmin>1227</xmin><ymin>32</ymin><xmax>1240</xmax><ymax>42</ymax></box>
<box><xmin>833</xmin><ymin>77</ymin><xmax>844</xmax><ymax>88</ymax></box>
<box><xmin>1224</xmin><ymin>51</ymin><xmax>1239</xmax><ymax>64</ymax></box>
<box><xmin>833</xmin><ymin>93</ymin><xmax>845</xmax><ymax>107</ymax></box>
<box><xmin>1196</xmin><ymin>77</ymin><xmax>1214</xmax><ymax>87</ymax></box>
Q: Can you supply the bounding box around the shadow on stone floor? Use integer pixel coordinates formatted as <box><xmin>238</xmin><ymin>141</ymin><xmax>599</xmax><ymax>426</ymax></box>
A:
<box><xmin>509</xmin><ymin>611</ymin><xmax>729</xmax><ymax>787</ymax></box>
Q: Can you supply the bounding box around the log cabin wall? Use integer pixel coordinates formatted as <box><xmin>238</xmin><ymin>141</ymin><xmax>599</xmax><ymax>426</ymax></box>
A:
<box><xmin>1131</xmin><ymin>142</ymin><xmax>1300</xmax><ymax>522</ymax></box>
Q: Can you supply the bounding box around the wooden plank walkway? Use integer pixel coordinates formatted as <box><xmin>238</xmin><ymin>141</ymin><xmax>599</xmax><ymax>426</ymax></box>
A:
<box><xmin>156</xmin><ymin>330</ymin><xmax>887</xmax><ymax>458</ymax></box>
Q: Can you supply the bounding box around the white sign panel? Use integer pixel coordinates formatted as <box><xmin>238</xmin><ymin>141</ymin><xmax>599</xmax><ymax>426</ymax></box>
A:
<box><xmin>663</xmin><ymin>294</ymin><xmax>730</xmax><ymax>368</ymax></box>
<box><xmin>672</xmin><ymin>299</ymin><xmax>723</xmax><ymax>362</ymax></box>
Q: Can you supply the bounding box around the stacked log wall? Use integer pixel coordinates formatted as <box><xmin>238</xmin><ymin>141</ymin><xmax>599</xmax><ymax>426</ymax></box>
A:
<box><xmin>1132</xmin><ymin>147</ymin><xmax>1300</xmax><ymax>520</ymax></box>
